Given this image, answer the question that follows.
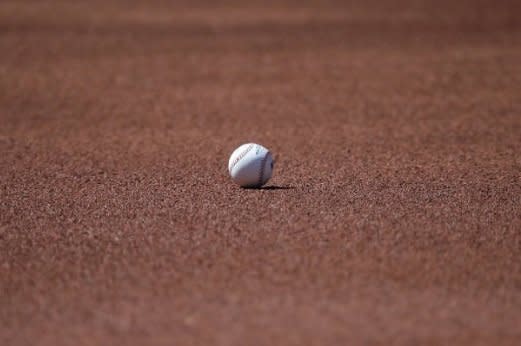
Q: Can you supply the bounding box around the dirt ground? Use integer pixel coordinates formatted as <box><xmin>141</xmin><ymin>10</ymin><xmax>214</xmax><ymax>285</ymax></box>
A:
<box><xmin>1</xmin><ymin>1</ymin><xmax>520</xmax><ymax>345</ymax></box>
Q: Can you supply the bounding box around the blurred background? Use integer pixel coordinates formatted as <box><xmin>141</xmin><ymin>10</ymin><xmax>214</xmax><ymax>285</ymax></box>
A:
<box><xmin>1</xmin><ymin>1</ymin><xmax>520</xmax><ymax>345</ymax></box>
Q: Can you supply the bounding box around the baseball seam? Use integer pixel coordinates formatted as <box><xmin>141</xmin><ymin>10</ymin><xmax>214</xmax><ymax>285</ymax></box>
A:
<box><xmin>257</xmin><ymin>152</ymin><xmax>270</xmax><ymax>187</ymax></box>
<box><xmin>229</xmin><ymin>144</ymin><xmax>255</xmax><ymax>174</ymax></box>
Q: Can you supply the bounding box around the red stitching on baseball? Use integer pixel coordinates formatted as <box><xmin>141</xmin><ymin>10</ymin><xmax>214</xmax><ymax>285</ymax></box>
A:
<box><xmin>229</xmin><ymin>144</ymin><xmax>254</xmax><ymax>173</ymax></box>
<box><xmin>257</xmin><ymin>151</ymin><xmax>270</xmax><ymax>187</ymax></box>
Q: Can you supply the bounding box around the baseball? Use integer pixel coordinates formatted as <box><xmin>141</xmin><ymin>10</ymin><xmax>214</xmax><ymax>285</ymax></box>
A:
<box><xmin>228</xmin><ymin>143</ymin><xmax>274</xmax><ymax>188</ymax></box>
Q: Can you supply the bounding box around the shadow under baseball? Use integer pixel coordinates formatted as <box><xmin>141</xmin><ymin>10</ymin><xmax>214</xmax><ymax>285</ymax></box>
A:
<box><xmin>242</xmin><ymin>185</ymin><xmax>294</xmax><ymax>190</ymax></box>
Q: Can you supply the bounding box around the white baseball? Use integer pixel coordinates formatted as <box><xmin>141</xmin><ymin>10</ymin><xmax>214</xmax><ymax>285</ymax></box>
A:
<box><xmin>228</xmin><ymin>143</ymin><xmax>274</xmax><ymax>188</ymax></box>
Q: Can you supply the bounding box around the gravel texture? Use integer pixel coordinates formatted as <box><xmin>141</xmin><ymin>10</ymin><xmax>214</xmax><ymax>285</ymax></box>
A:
<box><xmin>1</xmin><ymin>1</ymin><xmax>521</xmax><ymax>345</ymax></box>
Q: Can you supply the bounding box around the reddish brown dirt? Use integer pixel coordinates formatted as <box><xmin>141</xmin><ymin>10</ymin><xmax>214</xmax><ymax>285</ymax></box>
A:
<box><xmin>1</xmin><ymin>1</ymin><xmax>521</xmax><ymax>345</ymax></box>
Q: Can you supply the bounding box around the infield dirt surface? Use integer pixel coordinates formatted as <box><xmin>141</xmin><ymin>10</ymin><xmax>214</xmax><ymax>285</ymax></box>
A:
<box><xmin>1</xmin><ymin>1</ymin><xmax>521</xmax><ymax>345</ymax></box>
